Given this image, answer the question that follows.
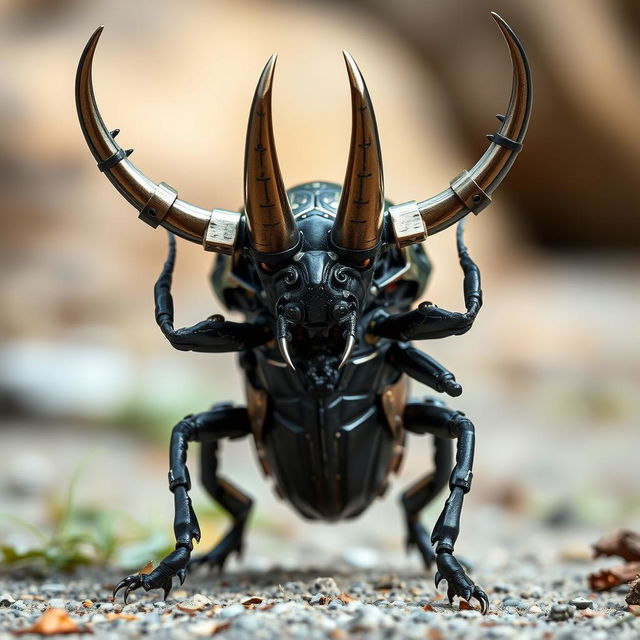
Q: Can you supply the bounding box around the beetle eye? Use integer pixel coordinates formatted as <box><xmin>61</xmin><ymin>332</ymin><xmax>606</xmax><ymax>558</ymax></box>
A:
<box><xmin>283</xmin><ymin>303</ymin><xmax>303</xmax><ymax>323</ymax></box>
<box><xmin>332</xmin><ymin>301</ymin><xmax>350</xmax><ymax>322</ymax></box>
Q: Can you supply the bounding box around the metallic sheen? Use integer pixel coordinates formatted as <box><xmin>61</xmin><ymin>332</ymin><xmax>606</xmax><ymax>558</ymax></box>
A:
<box><xmin>203</xmin><ymin>209</ymin><xmax>242</xmax><ymax>254</ymax></box>
<box><xmin>244</xmin><ymin>56</ymin><xmax>299</xmax><ymax>253</ymax></box>
<box><xmin>413</xmin><ymin>13</ymin><xmax>532</xmax><ymax>237</ymax></box>
<box><xmin>388</xmin><ymin>200</ymin><xmax>427</xmax><ymax>248</ymax></box>
<box><xmin>75</xmin><ymin>27</ymin><xmax>218</xmax><ymax>245</ymax></box>
<box><xmin>332</xmin><ymin>52</ymin><xmax>384</xmax><ymax>251</ymax></box>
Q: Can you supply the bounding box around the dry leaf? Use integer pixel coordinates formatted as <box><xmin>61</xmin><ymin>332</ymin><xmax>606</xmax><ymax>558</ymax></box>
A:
<box><xmin>593</xmin><ymin>531</ymin><xmax>640</xmax><ymax>562</ymax></box>
<box><xmin>104</xmin><ymin>612</ymin><xmax>138</xmax><ymax>621</ymax></box>
<box><xmin>588</xmin><ymin>562</ymin><xmax>640</xmax><ymax>591</ymax></box>
<box><xmin>14</xmin><ymin>608</ymin><xmax>89</xmax><ymax>635</ymax></box>
<box><xmin>138</xmin><ymin>561</ymin><xmax>154</xmax><ymax>575</ymax></box>
<box><xmin>212</xmin><ymin>622</ymin><xmax>231</xmax><ymax>635</ymax></box>
<box><xmin>81</xmin><ymin>600</ymin><xmax>93</xmax><ymax>608</ymax></box>
<box><xmin>337</xmin><ymin>593</ymin><xmax>356</xmax><ymax>604</ymax></box>
<box><xmin>459</xmin><ymin>600</ymin><xmax>476</xmax><ymax>611</ymax></box>
<box><xmin>626</xmin><ymin>578</ymin><xmax>640</xmax><ymax>606</ymax></box>
<box><xmin>242</xmin><ymin>597</ymin><xmax>263</xmax><ymax>608</ymax></box>
<box><xmin>260</xmin><ymin>602</ymin><xmax>275</xmax><ymax>611</ymax></box>
<box><xmin>329</xmin><ymin>630</ymin><xmax>347</xmax><ymax>640</ymax></box>
<box><xmin>177</xmin><ymin>594</ymin><xmax>213</xmax><ymax>613</ymax></box>
<box><xmin>422</xmin><ymin>604</ymin><xmax>434</xmax><ymax>611</ymax></box>
<box><xmin>427</xmin><ymin>629</ymin><xmax>444</xmax><ymax>640</ymax></box>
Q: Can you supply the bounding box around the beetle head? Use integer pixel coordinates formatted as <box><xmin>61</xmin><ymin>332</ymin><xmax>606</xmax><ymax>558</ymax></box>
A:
<box><xmin>255</xmin><ymin>213</ymin><xmax>377</xmax><ymax>371</ymax></box>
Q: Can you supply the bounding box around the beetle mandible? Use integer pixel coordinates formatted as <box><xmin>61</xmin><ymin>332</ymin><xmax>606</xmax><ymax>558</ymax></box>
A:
<box><xmin>75</xmin><ymin>12</ymin><xmax>531</xmax><ymax>612</ymax></box>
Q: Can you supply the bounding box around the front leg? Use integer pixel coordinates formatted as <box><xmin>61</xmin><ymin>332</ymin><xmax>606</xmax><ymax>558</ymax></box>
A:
<box><xmin>154</xmin><ymin>233</ymin><xmax>272</xmax><ymax>353</ymax></box>
<box><xmin>113</xmin><ymin>485</ymin><xmax>199</xmax><ymax>602</ymax></box>
<box><xmin>369</xmin><ymin>220</ymin><xmax>482</xmax><ymax>342</ymax></box>
<box><xmin>113</xmin><ymin>406</ymin><xmax>251</xmax><ymax>602</ymax></box>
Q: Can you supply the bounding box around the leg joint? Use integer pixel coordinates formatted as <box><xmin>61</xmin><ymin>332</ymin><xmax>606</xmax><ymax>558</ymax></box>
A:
<box><xmin>447</xmin><ymin>412</ymin><xmax>474</xmax><ymax>438</ymax></box>
<box><xmin>168</xmin><ymin>467</ymin><xmax>191</xmax><ymax>492</ymax></box>
<box><xmin>449</xmin><ymin>469</ymin><xmax>473</xmax><ymax>493</ymax></box>
<box><xmin>172</xmin><ymin>413</ymin><xmax>199</xmax><ymax>440</ymax></box>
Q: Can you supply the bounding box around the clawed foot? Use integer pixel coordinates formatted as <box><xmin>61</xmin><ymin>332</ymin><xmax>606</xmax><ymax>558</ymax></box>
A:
<box><xmin>434</xmin><ymin>551</ymin><xmax>489</xmax><ymax>614</ymax></box>
<box><xmin>113</xmin><ymin>547</ymin><xmax>190</xmax><ymax>603</ymax></box>
<box><xmin>188</xmin><ymin>525</ymin><xmax>244</xmax><ymax>573</ymax></box>
<box><xmin>406</xmin><ymin>520</ymin><xmax>436</xmax><ymax>570</ymax></box>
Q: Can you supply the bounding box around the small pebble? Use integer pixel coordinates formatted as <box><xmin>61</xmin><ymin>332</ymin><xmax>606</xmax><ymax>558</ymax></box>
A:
<box><xmin>569</xmin><ymin>596</ymin><xmax>593</xmax><ymax>610</ymax></box>
<box><xmin>520</xmin><ymin>586</ymin><xmax>543</xmax><ymax>599</ymax></box>
<box><xmin>349</xmin><ymin>604</ymin><xmax>384</xmax><ymax>632</ymax></box>
<box><xmin>502</xmin><ymin>597</ymin><xmax>526</xmax><ymax>608</ymax></box>
<box><xmin>312</xmin><ymin>577</ymin><xmax>340</xmax><ymax>596</ymax></box>
<box><xmin>0</xmin><ymin>594</ymin><xmax>15</xmax><ymax>607</ymax></box>
<box><xmin>528</xmin><ymin>605</ymin><xmax>542</xmax><ymax>614</ymax></box>
<box><xmin>548</xmin><ymin>603</ymin><xmax>576</xmax><ymax>621</ymax></box>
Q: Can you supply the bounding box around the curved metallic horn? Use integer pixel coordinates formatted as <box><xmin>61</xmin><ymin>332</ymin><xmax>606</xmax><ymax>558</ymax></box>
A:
<box><xmin>332</xmin><ymin>51</ymin><xmax>384</xmax><ymax>252</ymax></box>
<box><xmin>388</xmin><ymin>13</ymin><xmax>532</xmax><ymax>248</ymax></box>
<box><xmin>76</xmin><ymin>27</ymin><xmax>240</xmax><ymax>253</ymax></box>
<box><xmin>244</xmin><ymin>56</ymin><xmax>299</xmax><ymax>254</ymax></box>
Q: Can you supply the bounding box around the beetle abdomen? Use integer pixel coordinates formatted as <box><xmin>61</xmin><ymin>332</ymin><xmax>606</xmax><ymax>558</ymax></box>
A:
<box><xmin>262</xmin><ymin>392</ymin><xmax>395</xmax><ymax>521</ymax></box>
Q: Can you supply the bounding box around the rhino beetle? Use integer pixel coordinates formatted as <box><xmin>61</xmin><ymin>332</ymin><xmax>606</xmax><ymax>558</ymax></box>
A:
<box><xmin>76</xmin><ymin>12</ymin><xmax>531</xmax><ymax>612</ymax></box>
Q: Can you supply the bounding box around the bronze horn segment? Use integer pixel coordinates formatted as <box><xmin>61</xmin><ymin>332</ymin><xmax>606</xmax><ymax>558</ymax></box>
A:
<box><xmin>243</xmin><ymin>55</ymin><xmax>299</xmax><ymax>256</ymax></box>
<box><xmin>331</xmin><ymin>51</ymin><xmax>385</xmax><ymax>255</ymax></box>
<box><xmin>75</xmin><ymin>26</ymin><xmax>240</xmax><ymax>252</ymax></box>
<box><xmin>407</xmin><ymin>12</ymin><xmax>532</xmax><ymax>240</ymax></box>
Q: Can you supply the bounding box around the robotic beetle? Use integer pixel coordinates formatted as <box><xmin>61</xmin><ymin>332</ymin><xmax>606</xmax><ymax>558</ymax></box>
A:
<box><xmin>75</xmin><ymin>12</ymin><xmax>531</xmax><ymax>612</ymax></box>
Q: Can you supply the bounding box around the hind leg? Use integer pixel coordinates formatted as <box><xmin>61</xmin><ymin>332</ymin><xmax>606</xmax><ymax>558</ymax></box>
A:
<box><xmin>188</xmin><ymin>440</ymin><xmax>253</xmax><ymax>571</ymax></box>
<box><xmin>403</xmin><ymin>397</ymin><xmax>488</xmax><ymax>613</ymax></box>
<box><xmin>400</xmin><ymin>421</ymin><xmax>453</xmax><ymax>569</ymax></box>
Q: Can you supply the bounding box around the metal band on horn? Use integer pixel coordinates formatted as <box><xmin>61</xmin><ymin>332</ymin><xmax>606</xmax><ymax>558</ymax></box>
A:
<box><xmin>389</xmin><ymin>13</ymin><xmax>532</xmax><ymax>246</ymax></box>
<box><xmin>75</xmin><ymin>27</ymin><xmax>240</xmax><ymax>253</ymax></box>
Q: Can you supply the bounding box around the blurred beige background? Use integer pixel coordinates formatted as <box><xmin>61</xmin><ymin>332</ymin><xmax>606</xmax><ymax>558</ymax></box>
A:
<box><xmin>0</xmin><ymin>0</ymin><xmax>638</xmax><ymax>569</ymax></box>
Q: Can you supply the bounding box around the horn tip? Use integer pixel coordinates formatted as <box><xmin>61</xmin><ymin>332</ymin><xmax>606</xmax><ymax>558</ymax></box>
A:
<box><xmin>91</xmin><ymin>25</ymin><xmax>105</xmax><ymax>42</ymax></box>
<box><xmin>342</xmin><ymin>50</ymin><xmax>364</xmax><ymax>92</ymax></box>
<box><xmin>257</xmin><ymin>54</ymin><xmax>278</xmax><ymax>96</ymax></box>
<box><xmin>490</xmin><ymin>11</ymin><xmax>517</xmax><ymax>42</ymax></box>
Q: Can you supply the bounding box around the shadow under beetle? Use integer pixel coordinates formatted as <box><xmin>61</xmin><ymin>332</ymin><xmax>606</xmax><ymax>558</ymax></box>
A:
<box><xmin>75</xmin><ymin>12</ymin><xmax>531</xmax><ymax>613</ymax></box>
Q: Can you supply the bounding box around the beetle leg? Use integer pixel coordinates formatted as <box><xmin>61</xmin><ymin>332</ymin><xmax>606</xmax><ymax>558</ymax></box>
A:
<box><xmin>368</xmin><ymin>220</ymin><xmax>482</xmax><ymax>342</ymax></box>
<box><xmin>188</xmin><ymin>442</ymin><xmax>253</xmax><ymax>572</ymax></box>
<box><xmin>400</xmin><ymin>431</ymin><xmax>453</xmax><ymax>569</ymax></box>
<box><xmin>402</xmin><ymin>398</ymin><xmax>489</xmax><ymax>614</ymax></box>
<box><xmin>390</xmin><ymin>343</ymin><xmax>462</xmax><ymax>397</ymax></box>
<box><xmin>155</xmin><ymin>232</ymin><xmax>272</xmax><ymax>353</ymax></box>
<box><xmin>113</xmin><ymin>404</ymin><xmax>251</xmax><ymax>602</ymax></box>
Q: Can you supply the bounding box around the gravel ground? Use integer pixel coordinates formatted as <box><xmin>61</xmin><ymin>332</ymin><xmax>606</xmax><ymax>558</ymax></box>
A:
<box><xmin>1</xmin><ymin>559</ymin><xmax>638</xmax><ymax>639</ymax></box>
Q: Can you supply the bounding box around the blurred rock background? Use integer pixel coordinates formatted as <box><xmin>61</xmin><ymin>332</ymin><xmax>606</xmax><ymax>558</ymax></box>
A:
<box><xmin>0</xmin><ymin>0</ymin><xmax>638</xmax><ymax>570</ymax></box>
